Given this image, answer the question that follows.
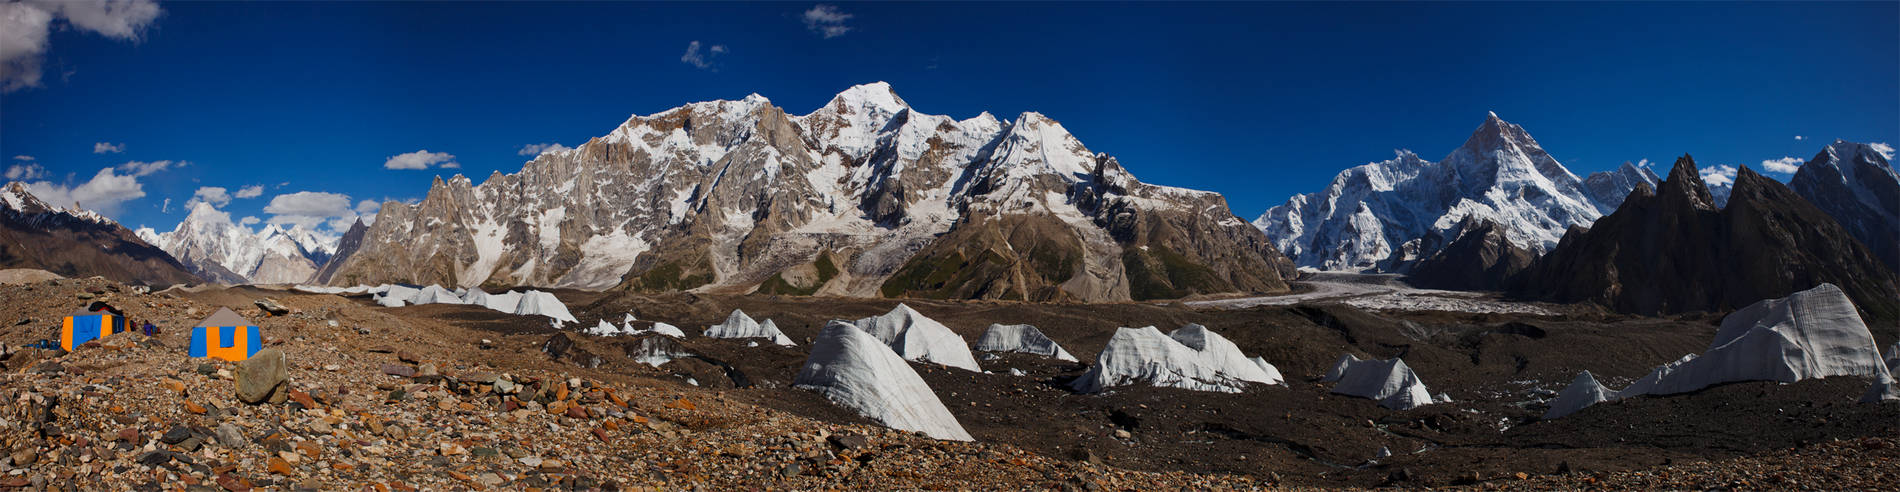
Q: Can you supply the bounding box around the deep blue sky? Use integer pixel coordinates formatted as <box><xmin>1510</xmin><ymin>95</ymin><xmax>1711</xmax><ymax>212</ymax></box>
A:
<box><xmin>3</xmin><ymin>1</ymin><xmax>1896</xmax><ymax>238</ymax></box>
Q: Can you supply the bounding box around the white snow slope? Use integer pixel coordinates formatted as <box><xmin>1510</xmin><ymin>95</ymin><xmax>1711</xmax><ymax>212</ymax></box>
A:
<box><xmin>973</xmin><ymin>324</ymin><xmax>1077</xmax><ymax>362</ymax></box>
<box><xmin>1072</xmin><ymin>325</ymin><xmax>1284</xmax><ymax>394</ymax></box>
<box><xmin>1254</xmin><ymin>113</ymin><xmax>1605</xmax><ymax>271</ymax></box>
<box><xmin>1544</xmin><ymin>370</ymin><xmax>1616</xmax><ymax>419</ymax></box>
<box><xmin>1322</xmin><ymin>354</ymin><xmax>1436</xmax><ymax>410</ymax></box>
<box><xmin>793</xmin><ymin>321</ymin><xmax>974</xmax><ymax>441</ymax></box>
<box><xmin>848</xmin><ymin>304</ymin><xmax>981</xmax><ymax>371</ymax></box>
<box><xmin>703</xmin><ymin>309</ymin><xmax>796</xmax><ymax>346</ymax></box>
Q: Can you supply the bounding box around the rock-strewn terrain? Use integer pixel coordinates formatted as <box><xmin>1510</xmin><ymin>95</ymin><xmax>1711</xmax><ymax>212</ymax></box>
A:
<box><xmin>1516</xmin><ymin>156</ymin><xmax>1900</xmax><ymax>324</ymax></box>
<box><xmin>325</xmin><ymin>82</ymin><xmax>1291</xmax><ymax>301</ymax></box>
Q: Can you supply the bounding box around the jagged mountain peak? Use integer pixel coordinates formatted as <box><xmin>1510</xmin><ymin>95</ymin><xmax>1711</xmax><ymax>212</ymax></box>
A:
<box><xmin>824</xmin><ymin>81</ymin><xmax>910</xmax><ymax>115</ymax></box>
<box><xmin>1657</xmin><ymin>154</ymin><xmax>1717</xmax><ymax>210</ymax></box>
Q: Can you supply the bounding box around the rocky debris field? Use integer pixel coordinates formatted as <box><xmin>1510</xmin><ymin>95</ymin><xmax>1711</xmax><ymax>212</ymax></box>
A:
<box><xmin>0</xmin><ymin>278</ymin><xmax>1263</xmax><ymax>490</ymax></box>
<box><xmin>3</xmin><ymin>277</ymin><xmax>1896</xmax><ymax>490</ymax></box>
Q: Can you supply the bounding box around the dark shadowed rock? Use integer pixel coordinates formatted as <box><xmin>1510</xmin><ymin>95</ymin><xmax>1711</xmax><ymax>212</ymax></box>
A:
<box><xmin>1407</xmin><ymin>217</ymin><xmax>1534</xmax><ymax>291</ymax></box>
<box><xmin>1515</xmin><ymin>156</ymin><xmax>1900</xmax><ymax>324</ymax></box>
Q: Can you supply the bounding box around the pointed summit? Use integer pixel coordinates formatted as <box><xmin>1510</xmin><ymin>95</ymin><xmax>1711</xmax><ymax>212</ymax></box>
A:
<box><xmin>1658</xmin><ymin>155</ymin><xmax>1717</xmax><ymax>210</ymax></box>
<box><xmin>826</xmin><ymin>81</ymin><xmax>910</xmax><ymax>115</ymax></box>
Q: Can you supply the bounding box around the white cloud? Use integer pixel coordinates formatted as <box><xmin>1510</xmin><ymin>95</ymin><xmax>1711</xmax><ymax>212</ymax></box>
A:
<box><xmin>383</xmin><ymin>150</ymin><xmax>458</xmax><ymax>170</ymax></box>
<box><xmin>351</xmin><ymin>199</ymin><xmax>381</xmax><ymax>226</ymax></box>
<box><xmin>263</xmin><ymin>191</ymin><xmax>356</xmax><ymax>232</ymax></box>
<box><xmin>5</xmin><ymin>163</ymin><xmax>47</xmax><ymax>180</ymax></box>
<box><xmin>518</xmin><ymin>142</ymin><xmax>572</xmax><ymax>156</ymax></box>
<box><xmin>238</xmin><ymin>216</ymin><xmax>260</xmax><ymax>226</ymax></box>
<box><xmin>93</xmin><ymin>141</ymin><xmax>124</xmax><ymax>153</ymax></box>
<box><xmin>21</xmin><ymin>167</ymin><xmax>145</xmax><ymax>216</ymax></box>
<box><xmin>115</xmin><ymin>159</ymin><xmax>181</xmax><ymax>177</ymax></box>
<box><xmin>1794</xmin><ymin>135</ymin><xmax>1807</xmax><ymax>141</ymax></box>
<box><xmin>802</xmin><ymin>4</ymin><xmax>853</xmax><ymax>38</ymax></box>
<box><xmin>234</xmin><ymin>184</ymin><xmax>263</xmax><ymax>199</ymax></box>
<box><xmin>1</xmin><ymin>0</ymin><xmax>162</xmax><ymax>92</ymax></box>
<box><xmin>1760</xmin><ymin>156</ymin><xmax>1804</xmax><ymax>174</ymax></box>
<box><xmin>680</xmin><ymin>41</ymin><xmax>726</xmax><ymax>70</ymax></box>
<box><xmin>1699</xmin><ymin>164</ymin><xmax>1738</xmax><ymax>188</ymax></box>
<box><xmin>1872</xmin><ymin>142</ymin><xmax>1895</xmax><ymax>160</ymax></box>
<box><xmin>186</xmin><ymin>186</ymin><xmax>230</xmax><ymax>208</ymax></box>
<box><xmin>1634</xmin><ymin>158</ymin><xmax>1652</xmax><ymax>169</ymax></box>
<box><xmin>12</xmin><ymin>155</ymin><xmax>34</xmax><ymax>161</ymax></box>
<box><xmin>159</xmin><ymin>198</ymin><xmax>169</xmax><ymax>213</ymax></box>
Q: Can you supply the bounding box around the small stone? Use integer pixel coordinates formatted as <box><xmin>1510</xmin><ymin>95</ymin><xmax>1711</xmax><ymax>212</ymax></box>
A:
<box><xmin>288</xmin><ymin>391</ymin><xmax>318</xmax><ymax>409</ymax></box>
<box><xmin>9</xmin><ymin>448</ymin><xmax>36</xmax><ymax>466</ymax></box>
<box><xmin>236</xmin><ymin>348</ymin><xmax>289</xmax><ymax>405</ymax></box>
<box><xmin>415</xmin><ymin>363</ymin><xmax>438</xmax><ymax>378</ymax></box>
<box><xmin>397</xmin><ymin>351</ymin><xmax>420</xmax><ymax>364</ymax></box>
<box><xmin>828</xmin><ymin>434</ymin><xmax>869</xmax><ymax>451</ymax></box>
<box><xmin>493</xmin><ymin>379</ymin><xmax>518</xmax><ymax>394</ymax></box>
<box><xmin>215</xmin><ymin>424</ymin><xmax>246</xmax><ymax>448</ymax></box>
<box><xmin>196</xmin><ymin>363</ymin><xmax>217</xmax><ymax>376</ymax></box>
<box><xmin>161</xmin><ymin>426</ymin><xmax>194</xmax><ymax>445</ymax></box>
<box><xmin>267</xmin><ymin>457</ymin><xmax>293</xmax><ymax>475</ymax></box>
<box><xmin>184</xmin><ymin>401</ymin><xmax>207</xmax><ymax>414</ymax></box>
<box><xmin>1515</xmin><ymin>472</ymin><xmax>1530</xmax><ymax>480</ymax></box>
<box><xmin>1113</xmin><ymin>429</ymin><xmax>1132</xmax><ymax>439</ymax></box>
<box><xmin>381</xmin><ymin>364</ymin><xmax>414</xmax><ymax>378</ymax></box>
<box><xmin>780</xmin><ymin>462</ymin><xmax>803</xmax><ymax>477</ymax></box>
<box><xmin>254</xmin><ymin>299</ymin><xmax>290</xmax><ymax>316</ymax></box>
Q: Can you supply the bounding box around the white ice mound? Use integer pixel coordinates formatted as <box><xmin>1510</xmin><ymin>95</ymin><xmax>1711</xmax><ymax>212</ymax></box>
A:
<box><xmin>583</xmin><ymin>320</ymin><xmax>629</xmax><ymax>337</ymax></box>
<box><xmin>704</xmin><ymin>309</ymin><xmax>795</xmax><ymax>346</ymax></box>
<box><xmin>514</xmin><ymin>291</ymin><xmax>578</xmax><ymax>326</ymax></box>
<box><xmin>850</xmin><ymin>304</ymin><xmax>980</xmax><ymax>371</ymax></box>
<box><xmin>1622</xmin><ymin>284</ymin><xmax>1889</xmax><ymax>397</ymax></box>
<box><xmin>1322</xmin><ymin>354</ymin><xmax>1360</xmax><ymax>382</ymax></box>
<box><xmin>974</xmin><ymin>324</ymin><xmax>1077</xmax><ymax>362</ymax></box>
<box><xmin>794</xmin><ymin>321</ymin><xmax>974</xmax><ymax>441</ymax></box>
<box><xmin>1072</xmin><ymin>325</ymin><xmax>1283</xmax><ymax>393</ymax></box>
<box><xmin>649</xmin><ymin>322</ymin><xmax>687</xmax><ymax>338</ymax></box>
<box><xmin>412</xmin><ymin>285</ymin><xmax>464</xmax><ymax>305</ymax></box>
<box><xmin>371</xmin><ymin>284</ymin><xmax>419</xmax><ymax>307</ymax></box>
<box><xmin>1171</xmin><ymin>324</ymin><xmax>1284</xmax><ymax>386</ymax></box>
<box><xmin>1326</xmin><ymin>354</ymin><xmax>1435</xmax><ymax>410</ymax></box>
<box><xmin>628</xmin><ymin>335</ymin><xmax>694</xmax><ymax>368</ymax></box>
<box><xmin>1545</xmin><ymin>370</ymin><xmax>1615</xmax><ymax>419</ymax></box>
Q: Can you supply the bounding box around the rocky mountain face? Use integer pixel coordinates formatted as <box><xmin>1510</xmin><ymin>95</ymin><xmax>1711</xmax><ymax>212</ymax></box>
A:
<box><xmin>139</xmin><ymin>202</ymin><xmax>337</xmax><ymax>285</ymax></box>
<box><xmin>325</xmin><ymin>82</ymin><xmax>1292</xmax><ymax>301</ymax></box>
<box><xmin>311</xmin><ymin>218</ymin><xmax>369</xmax><ymax>284</ymax></box>
<box><xmin>1254</xmin><ymin>113</ymin><xmax>1604</xmax><ymax>272</ymax></box>
<box><xmin>1581</xmin><ymin>161</ymin><xmax>1660</xmax><ymax>213</ymax></box>
<box><xmin>1788</xmin><ymin>140</ymin><xmax>1899</xmax><ymax>271</ymax></box>
<box><xmin>1514</xmin><ymin>156</ymin><xmax>1900</xmax><ymax>324</ymax></box>
<box><xmin>1405</xmin><ymin>217</ymin><xmax>1534</xmax><ymax>291</ymax></box>
<box><xmin>0</xmin><ymin>182</ymin><xmax>200</xmax><ymax>286</ymax></box>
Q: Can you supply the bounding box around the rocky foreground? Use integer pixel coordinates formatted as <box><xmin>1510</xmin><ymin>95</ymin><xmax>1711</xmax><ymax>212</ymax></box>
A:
<box><xmin>1</xmin><ymin>276</ymin><xmax>1896</xmax><ymax>491</ymax></box>
<box><xmin>0</xmin><ymin>277</ymin><xmax>1260</xmax><ymax>490</ymax></box>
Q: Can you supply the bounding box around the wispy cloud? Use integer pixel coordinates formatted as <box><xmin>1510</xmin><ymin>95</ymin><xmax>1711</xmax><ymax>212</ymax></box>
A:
<box><xmin>1793</xmin><ymin>135</ymin><xmax>1806</xmax><ymax>141</ymax></box>
<box><xmin>10</xmin><ymin>155</ymin><xmax>32</xmax><ymax>161</ymax></box>
<box><xmin>234</xmin><ymin>184</ymin><xmax>263</xmax><ymax>199</ymax></box>
<box><xmin>802</xmin><ymin>4</ymin><xmax>853</xmax><ymax>39</ymax></box>
<box><xmin>5</xmin><ymin>163</ymin><xmax>46</xmax><ymax>180</ymax></box>
<box><xmin>1759</xmin><ymin>156</ymin><xmax>1803</xmax><ymax>175</ymax></box>
<box><xmin>186</xmin><ymin>186</ymin><xmax>231</xmax><ymax>208</ymax></box>
<box><xmin>93</xmin><ymin>141</ymin><xmax>124</xmax><ymax>153</ymax></box>
<box><xmin>680</xmin><ymin>41</ymin><xmax>726</xmax><ymax>70</ymax></box>
<box><xmin>383</xmin><ymin>150</ymin><xmax>458</xmax><ymax>170</ymax></box>
<box><xmin>1699</xmin><ymin>164</ymin><xmax>1738</xmax><ymax>188</ymax></box>
<box><xmin>116</xmin><ymin>159</ymin><xmax>181</xmax><ymax>177</ymax></box>
<box><xmin>518</xmin><ymin>142</ymin><xmax>572</xmax><ymax>157</ymax></box>
<box><xmin>0</xmin><ymin>0</ymin><xmax>162</xmax><ymax>92</ymax></box>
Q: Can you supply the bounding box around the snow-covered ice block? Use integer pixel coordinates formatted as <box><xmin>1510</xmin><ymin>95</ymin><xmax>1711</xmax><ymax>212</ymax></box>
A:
<box><xmin>1172</xmin><ymin>324</ymin><xmax>1283</xmax><ymax>386</ymax></box>
<box><xmin>513</xmin><ymin>290</ymin><xmax>578</xmax><ymax>326</ymax></box>
<box><xmin>974</xmin><ymin>324</ymin><xmax>1077</xmax><ymax>362</ymax></box>
<box><xmin>412</xmin><ymin>285</ymin><xmax>463</xmax><ymax>305</ymax></box>
<box><xmin>628</xmin><ymin>335</ymin><xmax>694</xmax><ymax>368</ymax></box>
<box><xmin>1072</xmin><ymin>325</ymin><xmax>1284</xmax><ymax>394</ymax></box>
<box><xmin>849</xmin><ymin>304</ymin><xmax>980</xmax><ymax>371</ymax></box>
<box><xmin>704</xmin><ymin>309</ymin><xmax>795</xmax><ymax>346</ymax></box>
<box><xmin>1544</xmin><ymin>370</ymin><xmax>1614</xmax><ymax>419</ymax></box>
<box><xmin>1622</xmin><ymin>284</ymin><xmax>1888</xmax><ymax>397</ymax></box>
<box><xmin>794</xmin><ymin>321</ymin><xmax>974</xmax><ymax>441</ymax></box>
<box><xmin>1327</xmin><ymin>355</ymin><xmax>1435</xmax><ymax>410</ymax></box>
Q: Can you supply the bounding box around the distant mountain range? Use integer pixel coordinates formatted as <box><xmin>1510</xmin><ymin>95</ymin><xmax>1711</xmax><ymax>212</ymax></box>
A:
<box><xmin>320</xmin><ymin>82</ymin><xmax>1293</xmax><ymax>301</ymax></box>
<box><xmin>137</xmin><ymin>202</ymin><xmax>337</xmax><ymax>285</ymax></box>
<box><xmin>1253</xmin><ymin>113</ymin><xmax>1650</xmax><ymax>272</ymax></box>
<box><xmin>1</xmin><ymin>182</ymin><xmax>199</xmax><ymax>286</ymax></box>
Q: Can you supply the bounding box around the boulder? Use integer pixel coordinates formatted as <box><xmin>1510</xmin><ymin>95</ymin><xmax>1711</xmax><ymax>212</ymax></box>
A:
<box><xmin>236</xmin><ymin>348</ymin><xmax>289</xmax><ymax>404</ymax></box>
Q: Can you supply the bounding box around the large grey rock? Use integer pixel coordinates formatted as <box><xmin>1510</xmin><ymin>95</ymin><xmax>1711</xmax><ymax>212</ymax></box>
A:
<box><xmin>236</xmin><ymin>348</ymin><xmax>288</xmax><ymax>404</ymax></box>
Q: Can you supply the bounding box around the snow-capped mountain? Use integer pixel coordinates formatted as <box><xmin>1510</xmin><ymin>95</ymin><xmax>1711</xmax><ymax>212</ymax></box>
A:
<box><xmin>1254</xmin><ymin>113</ymin><xmax>1603</xmax><ymax>271</ymax></box>
<box><xmin>1788</xmin><ymin>140</ymin><xmax>1899</xmax><ymax>270</ymax></box>
<box><xmin>140</xmin><ymin>202</ymin><xmax>339</xmax><ymax>284</ymax></box>
<box><xmin>1582</xmin><ymin>161</ymin><xmax>1661</xmax><ymax>213</ymax></box>
<box><xmin>325</xmin><ymin>82</ymin><xmax>1294</xmax><ymax>301</ymax></box>
<box><xmin>1</xmin><ymin>182</ymin><xmax>200</xmax><ymax>286</ymax></box>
